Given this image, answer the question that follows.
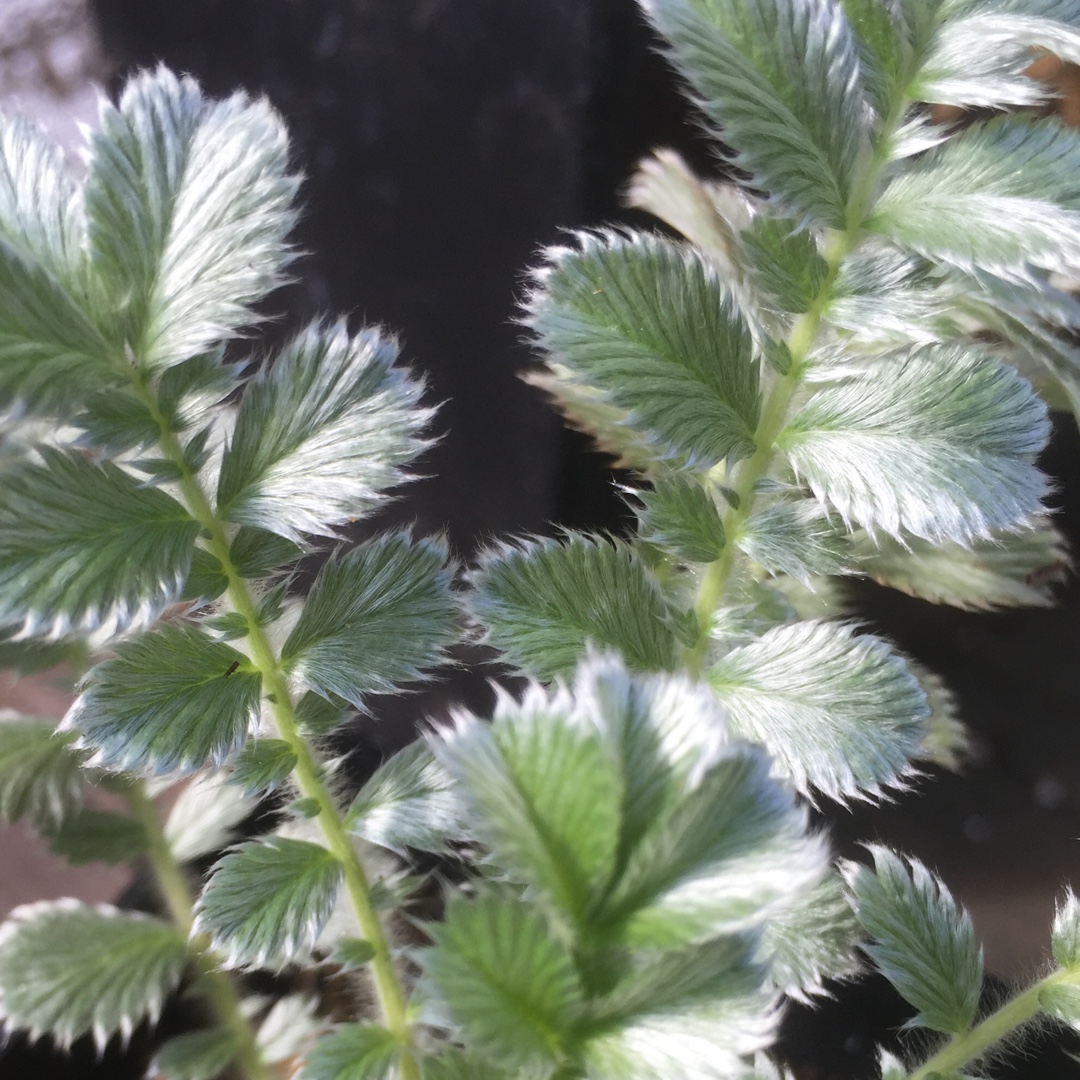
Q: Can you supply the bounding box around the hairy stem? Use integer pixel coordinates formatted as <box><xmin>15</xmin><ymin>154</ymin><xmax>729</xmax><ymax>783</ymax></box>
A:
<box><xmin>124</xmin><ymin>781</ymin><xmax>273</xmax><ymax>1080</ymax></box>
<box><xmin>908</xmin><ymin>967</ymin><xmax>1080</xmax><ymax>1079</ymax></box>
<box><xmin>130</xmin><ymin>378</ymin><xmax>419</xmax><ymax>1079</ymax></box>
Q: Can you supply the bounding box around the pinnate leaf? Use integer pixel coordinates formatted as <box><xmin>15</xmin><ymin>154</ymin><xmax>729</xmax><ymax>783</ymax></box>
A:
<box><xmin>0</xmin><ymin>448</ymin><xmax>199</xmax><ymax>640</ymax></box>
<box><xmin>84</xmin><ymin>66</ymin><xmax>296</xmax><ymax>370</ymax></box>
<box><xmin>780</xmin><ymin>345</ymin><xmax>1049</xmax><ymax>544</ymax></box>
<box><xmin>425</xmin><ymin>892</ymin><xmax>583</xmax><ymax>1071</ymax></box>
<box><xmin>640</xmin><ymin>0</ymin><xmax>871</xmax><ymax>228</ymax></box>
<box><xmin>709</xmin><ymin>620</ymin><xmax>928</xmax><ymax>803</ymax></box>
<box><xmin>66</xmin><ymin>624</ymin><xmax>261</xmax><ymax>773</ymax></box>
<box><xmin>282</xmin><ymin>534</ymin><xmax>457</xmax><ymax>707</ymax></box>
<box><xmin>217</xmin><ymin>322</ymin><xmax>431</xmax><ymax>542</ymax></box>
<box><xmin>0</xmin><ymin>719</ymin><xmax>84</xmax><ymax>830</ymax></box>
<box><xmin>196</xmin><ymin>837</ymin><xmax>344</xmax><ymax>968</ymax></box>
<box><xmin>346</xmin><ymin>740</ymin><xmax>467</xmax><ymax>854</ymax></box>
<box><xmin>469</xmin><ymin>535</ymin><xmax>679</xmax><ymax>682</ymax></box>
<box><xmin>0</xmin><ymin>901</ymin><xmax>187</xmax><ymax>1048</ymax></box>
<box><xmin>845</xmin><ymin>846</ymin><xmax>983</xmax><ymax>1034</ymax></box>
<box><xmin>527</xmin><ymin>231</ymin><xmax>760</xmax><ymax>468</ymax></box>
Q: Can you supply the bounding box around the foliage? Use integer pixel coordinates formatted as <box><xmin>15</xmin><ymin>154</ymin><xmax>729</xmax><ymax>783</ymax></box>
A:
<box><xmin>0</xmin><ymin>3</ymin><xmax>1079</xmax><ymax>1078</ymax></box>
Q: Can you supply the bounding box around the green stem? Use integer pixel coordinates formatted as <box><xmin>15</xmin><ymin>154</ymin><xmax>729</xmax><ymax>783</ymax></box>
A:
<box><xmin>908</xmin><ymin>967</ymin><xmax>1080</xmax><ymax>1079</ymax></box>
<box><xmin>130</xmin><ymin>378</ymin><xmax>420</xmax><ymax>1079</ymax></box>
<box><xmin>124</xmin><ymin>781</ymin><xmax>273</xmax><ymax>1080</ymax></box>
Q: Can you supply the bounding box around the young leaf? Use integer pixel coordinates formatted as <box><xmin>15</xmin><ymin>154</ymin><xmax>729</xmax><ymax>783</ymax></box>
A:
<box><xmin>230</xmin><ymin>738</ymin><xmax>298</xmax><ymax>796</ymax></box>
<box><xmin>736</xmin><ymin>497</ymin><xmax>849</xmax><ymax>582</ymax></box>
<box><xmin>468</xmin><ymin>535</ymin><xmax>679</xmax><ymax>682</ymax></box>
<box><xmin>741</xmin><ymin>216</ymin><xmax>828</xmax><ymax>313</ymax></box>
<box><xmin>345</xmin><ymin>740</ymin><xmax>467</xmax><ymax>855</ymax></box>
<box><xmin>0</xmin><ymin>720</ymin><xmax>85</xmax><ymax>830</ymax></box>
<box><xmin>527</xmin><ymin>231</ymin><xmax>761</xmax><ymax>468</ymax></box>
<box><xmin>857</xmin><ymin>523</ymin><xmax>1069</xmax><ymax>609</ymax></box>
<box><xmin>639</xmin><ymin>0</ymin><xmax>871</xmax><ymax>228</ymax></box>
<box><xmin>424</xmin><ymin>892</ymin><xmax>583</xmax><ymax>1071</ymax></box>
<box><xmin>196</xmin><ymin>837</ymin><xmax>344</xmax><ymax>967</ymax></box>
<box><xmin>229</xmin><ymin>526</ymin><xmax>304</xmax><ymax>580</ymax></box>
<box><xmin>216</xmin><ymin>322</ymin><xmax>431</xmax><ymax>542</ymax></box>
<box><xmin>708</xmin><ymin>620</ymin><xmax>929</xmax><ymax>803</ymax></box>
<box><xmin>870</xmin><ymin>119</ymin><xmax>1080</xmax><ymax>278</ymax></box>
<box><xmin>0</xmin><ymin>901</ymin><xmax>188</xmax><ymax>1048</ymax></box>
<box><xmin>635</xmin><ymin>476</ymin><xmax>727</xmax><ymax>563</ymax></box>
<box><xmin>84</xmin><ymin>67</ymin><xmax>297</xmax><ymax>370</ymax></box>
<box><xmin>0</xmin><ymin>448</ymin><xmax>200</xmax><ymax>640</ymax></box>
<box><xmin>780</xmin><ymin>345</ymin><xmax>1049</xmax><ymax>544</ymax></box>
<box><xmin>840</xmin><ymin>0</ymin><xmax>929</xmax><ymax>116</ymax></box>
<box><xmin>47</xmin><ymin>809</ymin><xmax>148</xmax><ymax>865</ymax></box>
<box><xmin>845</xmin><ymin>846</ymin><xmax>983</xmax><ymax>1034</ymax></box>
<box><xmin>281</xmin><ymin>534</ymin><xmax>457</xmax><ymax>708</ymax></box>
<box><xmin>1052</xmin><ymin>888</ymin><xmax>1080</xmax><ymax>970</ymax></box>
<box><xmin>153</xmin><ymin>1029</ymin><xmax>240</xmax><ymax>1080</ymax></box>
<box><xmin>300</xmin><ymin>1023</ymin><xmax>398</xmax><ymax>1080</ymax></box>
<box><xmin>757</xmin><ymin>871</ymin><xmax>862</xmax><ymax>1000</ymax></box>
<box><xmin>433</xmin><ymin>694</ymin><xmax>623</xmax><ymax>924</ymax></box>
<box><xmin>165</xmin><ymin>772</ymin><xmax>254</xmax><ymax>862</ymax></box>
<box><xmin>66</xmin><ymin>624</ymin><xmax>262</xmax><ymax>773</ymax></box>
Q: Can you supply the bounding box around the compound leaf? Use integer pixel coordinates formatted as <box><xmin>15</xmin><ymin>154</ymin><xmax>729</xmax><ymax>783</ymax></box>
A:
<box><xmin>281</xmin><ymin>534</ymin><xmax>457</xmax><ymax>708</ymax></box>
<box><xmin>846</xmin><ymin>846</ymin><xmax>983</xmax><ymax>1034</ymax></box>
<box><xmin>153</xmin><ymin>1029</ymin><xmax>239</xmax><ymax>1080</ymax></box>
<box><xmin>858</xmin><ymin>523</ymin><xmax>1069</xmax><ymax>609</ymax></box>
<box><xmin>708</xmin><ymin>620</ymin><xmax>929</xmax><ymax>803</ymax></box>
<box><xmin>425</xmin><ymin>893</ymin><xmax>583</xmax><ymax>1071</ymax></box>
<box><xmin>641</xmin><ymin>0</ymin><xmax>871</xmax><ymax>228</ymax></box>
<box><xmin>346</xmin><ymin>740</ymin><xmax>467</xmax><ymax>855</ymax></box>
<box><xmin>66</xmin><ymin>624</ymin><xmax>261</xmax><ymax>774</ymax></box>
<box><xmin>301</xmin><ymin>1023</ymin><xmax>398</xmax><ymax>1080</ymax></box>
<box><xmin>527</xmin><ymin>231</ymin><xmax>760</xmax><ymax>468</ymax></box>
<box><xmin>217</xmin><ymin>322</ymin><xmax>432</xmax><ymax>542</ymax></box>
<box><xmin>84</xmin><ymin>67</ymin><xmax>296</xmax><ymax>370</ymax></box>
<box><xmin>780</xmin><ymin>345</ymin><xmax>1049</xmax><ymax>544</ymax></box>
<box><xmin>870</xmin><ymin>119</ymin><xmax>1080</xmax><ymax>278</ymax></box>
<box><xmin>196</xmin><ymin>837</ymin><xmax>344</xmax><ymax>968</ymax></box>
<box><xmin>0</xmin><ymin>901</ymin><xmax>187</xmax><ymax>1048</ymax></box>
<box><xmin>0</xmin><ymin>448</ymin><xmax>199</xmax><ymax>640</ymax></box>
<box><xmin>469</xmin><ymin>535</ymin><xmax>679</xmax><ymax>682</ymax></box>
<box><xmin>0</xmin><ymin>719</ymin><xmax>84</xmax><ymax>830</ymax></box>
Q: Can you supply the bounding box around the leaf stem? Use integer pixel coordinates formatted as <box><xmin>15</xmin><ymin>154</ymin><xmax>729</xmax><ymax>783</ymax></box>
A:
<box><xmin>908</xmin><ymin>966</ymin><xmax>1080</xmax><ymax>1079</ymax></box>
<box><xmin>124</xmin><ymin>780</ymin><xmax>273</xmax><ymax>1080</ymax></box>
<box><xmin>131</xmin><ymin>378</ymin><xmax>420</xmax><ymax>1079</ymax></box>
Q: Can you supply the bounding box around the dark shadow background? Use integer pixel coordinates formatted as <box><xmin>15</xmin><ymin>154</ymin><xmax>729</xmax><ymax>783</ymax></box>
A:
<box><xmin>3</xmin><ymin>1</ymin><xmax>1080</xmax><ymax>1076</ymax></box>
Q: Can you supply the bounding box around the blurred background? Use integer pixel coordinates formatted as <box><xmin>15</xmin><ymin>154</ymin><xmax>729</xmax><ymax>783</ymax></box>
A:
<box><xmin>2</xmin><ymin>1</ymin><xmax>1080</xmax><ymax>1077</ymax></box>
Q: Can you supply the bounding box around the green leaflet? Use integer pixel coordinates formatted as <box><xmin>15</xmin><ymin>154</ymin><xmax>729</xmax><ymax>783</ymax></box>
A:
<box><xmin>66</xmin><ymin>623</ymin><xmax>262</xmax><ymax>774</ymax></box>
<box><xmin>196</xmin><ymin>837</ymin><xmax>344</xmax><ymax>968</ymax></box>
<box><xmin>756</xmin><ymin>871</ymin><xmax>862</xmax><ymax>1000</ymax></box>
<box><xmin>634</xmin><ymin>475</ymin><xmax>727</xmax><ymax>563</ymax></box>
<box><xmin>217</xmin><ymin>322</ymin><xmax>432</xmax><ymax>542</ymax></box>
<box><xmin>857</xmin><ymin>522</ymin><xmax>1069</xmax><ymax>609</ymax></box>
<box><xmin>164</xmin><ymin>773</ymin><xmax>254</xmax><ymax>862</ymax></box>
<box><xmin>0</xmin><ymin>901</ymin><xmax>188</xmax><ymax>1049</ymax></box>
<box><xmin>300</xmin><ymin>1023</ymin><xmax>399</xmax><ymax>1080</ymax></box>
<box><xmin>845</xmin><ymin>846</ymin><xmax>983</xmax><ymax>1034</ymax></box>
<box><xmin>780</xmin><ymin>345</ymin><xmax>1049</xmax><ymax>544</ymax></box>
<box><xmin>741</xmin><ymin>216</ymin><xmax>828</xmax><ymax>314</ymax></box>
<box><xmin>47</xmin><ymin>809</ymin><xmax>148</xmax><ymax>865</ymax></box>
<box><xmin>228</xmin><ymin>526</ymin><xmax>304</xmax><ymax>580</ymax></box>
<box><xmin>870</xmin><ymin>119</ymin><xmax>1080</xmax><ymax>278</ymax></box>
<box><xmin>345</xmin><ymin>740</ymin><xmax>468</xmax><ymax>854</ymax></box>
<box><xmin>468</xmin><ymin>535</ymin><xmax>679</xmax><ymax>682</ymax></box>
<box><xmin>1052</xmin><ymin>889</ymin><xmax>1080</xmax><ymax>970</ymax></box>
<box><xmin>229</xmin><ymin>738</ymin><xmax>297</xmax><ymax>796</ymax></box>
<box><xmin>153</xmin><ymin>1029</ymin><xmax>240</xmax><ymax>1080</ymax></box>
<box><xmin>527</xmin><ymin>231</ymin><xmax>761</xmax><ymax>468</ymax></box>
<box><xmin>640</xmin><ymin>0</ymin><xmax>871</xmax><ymax>228</ymax></box>
<box><xmin>708</xmin><ymin>620</ymin><xmax>929</xmax><ymax>803</ymax></box>
<box><xmin>425</xmin><ymin>893</ymin><xmax>584</xmax><ymax>1072</ymax></box>
<box><xmin>0</xmin><ymin>720</ymin><xmax>85</xmax><ymax>830</ymax></box>
<box><xmin>0</xmin><ymin>448</ymin><xmax>199</xmax><ymax>640</ymax></box>
<box><xmin>736</xmin><ymin>497</ymin><xmax>849</xmax><ymax>582</ymax></box>
<box><xmin>83</xmin><ymin>67</ymin><xmax>297</xmax><ymax>370</ymax></box>
<box><xmin>281</xmin><ymin>534</ymin><xmax>458</xmax><ymax>707</ymax></box>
